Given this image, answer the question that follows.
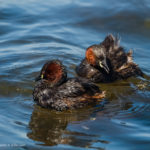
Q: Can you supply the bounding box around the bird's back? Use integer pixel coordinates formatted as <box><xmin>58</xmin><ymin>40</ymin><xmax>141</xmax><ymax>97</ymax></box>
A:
<box><xmin>33</xmin><ymin>78</ymin><xmax>105</xmax><ymax>111</ymax></box>
<box><xmin>101</xmin><ymin>34</ymin><xmax>143</xmax><ymax>78</ymax></box>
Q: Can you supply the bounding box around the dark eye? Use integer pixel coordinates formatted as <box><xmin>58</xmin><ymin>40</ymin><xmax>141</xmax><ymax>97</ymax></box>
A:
<box><xmin>99</xmin><ymin>56</ymin><xmax>104</xmax><ymax>60</ymax></box>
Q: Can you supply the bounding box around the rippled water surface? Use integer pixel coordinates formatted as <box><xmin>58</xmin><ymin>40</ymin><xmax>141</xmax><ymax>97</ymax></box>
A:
<box><xmin>0</xmin><ymin>0</ymin><xmax>150</xmax><ymax>149</ymax></box>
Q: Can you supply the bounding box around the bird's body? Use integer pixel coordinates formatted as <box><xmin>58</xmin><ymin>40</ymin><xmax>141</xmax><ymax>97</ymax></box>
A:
<box><xmin>76</xmin><ymin>34</ymin><xmax>143</xmax><ymax>83</ymax></box>
<box><xmin>33</xmin><ymin>60</ymin><xmax>105</xmax><ymax>111</ymax></box>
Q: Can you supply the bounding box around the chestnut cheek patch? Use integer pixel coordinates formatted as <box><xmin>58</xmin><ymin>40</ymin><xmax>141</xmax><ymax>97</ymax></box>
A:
<box><xmin>45</xmin><ymin>63</ymin><xmax>62</xmax><ymax>83</ymax></box>
<box><xmin>86</xmin><ymin>47</ymin><xmax>96</xmax><ymax>65</ymax></box>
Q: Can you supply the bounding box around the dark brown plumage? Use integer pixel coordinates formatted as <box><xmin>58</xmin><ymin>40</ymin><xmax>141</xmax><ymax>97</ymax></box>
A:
<box><xmin>33</xmin><ymin>60</ymin><xmax>105</xmax><ymax>111</ymax></box>
<box><xmin>76</xmin><ymin>34</ymin><xmax>143</xmax><ymax>83</ymax></box>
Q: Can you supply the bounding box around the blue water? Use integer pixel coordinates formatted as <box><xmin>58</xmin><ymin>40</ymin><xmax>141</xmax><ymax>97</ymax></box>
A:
<box><xmin>0</xmin><ymin>0</ymin><xmax>150</xmax><ymax>149</ymax></box>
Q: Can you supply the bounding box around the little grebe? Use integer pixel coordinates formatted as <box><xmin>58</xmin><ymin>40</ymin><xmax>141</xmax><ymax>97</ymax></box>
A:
<box><xmin>33</xmin><ymin>60</ymin><xmax>105</xmax><ymax>111</ymax></box>
<box><xmin>76</xmin><ymin>34</ymin><xmax>143</xmax><ymax>83</ymax></box>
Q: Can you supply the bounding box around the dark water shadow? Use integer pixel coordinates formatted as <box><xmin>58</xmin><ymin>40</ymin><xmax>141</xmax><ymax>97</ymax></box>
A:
<box><xmin>27</xmin><ymin>103</ymin><xmax>110</xmax><ymax>149</ymax></box>
<box><xmin>98</xmin><ymin>76</ymin><xmax>150</xmax><ymax>120</ymax></box>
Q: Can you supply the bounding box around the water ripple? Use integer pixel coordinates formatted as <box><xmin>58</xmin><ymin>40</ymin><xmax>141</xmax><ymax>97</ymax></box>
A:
<box><xmin>0</xmin><ymin>0</ymin><xmax>150</xmax><ymax>149</ymax></box>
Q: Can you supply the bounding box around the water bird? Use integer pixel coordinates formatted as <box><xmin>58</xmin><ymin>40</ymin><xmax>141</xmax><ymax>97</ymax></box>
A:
<box><xmin>76</xmin><ymin>34</ymin><xmax>143</xmax><ymax>83</ymax></box>
<box><xmin>33</xmin><ymin>60</ymin><xmax>105</xmax><ymax>111</ymax></box>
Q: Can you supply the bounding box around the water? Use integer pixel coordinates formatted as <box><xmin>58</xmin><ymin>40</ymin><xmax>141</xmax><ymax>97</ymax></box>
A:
<box><xmin>0</xmin><ymin>0</ymin><xmax>150</xmax><ymax>149</ymax></box>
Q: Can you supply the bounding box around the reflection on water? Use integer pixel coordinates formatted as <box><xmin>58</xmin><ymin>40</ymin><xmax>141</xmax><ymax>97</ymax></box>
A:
<box><xmin>28</xmin><ymin>106</ymin><xmax>105</xmax><ymax>147</ymax></box>
<box><xmin>28</xmin><ymin>106</ymin><xmax>69</xmax><ymax>146</ymax></box>
<box><xmin>0</xmin><ymin>0</ymin><xmax>150</xmax><ymax>149</ymax></box>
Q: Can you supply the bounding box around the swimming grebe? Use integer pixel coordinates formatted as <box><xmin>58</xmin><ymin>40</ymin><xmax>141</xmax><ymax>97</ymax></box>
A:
<box><xmin>33</xmin><ymin>60</ymin><xmax>105</xmax><ymax>111</ymax></box>
<box><xmin>76</xmin><ymin>34</ymin><xmax>143</xmax><ymax>83</ymax></box>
